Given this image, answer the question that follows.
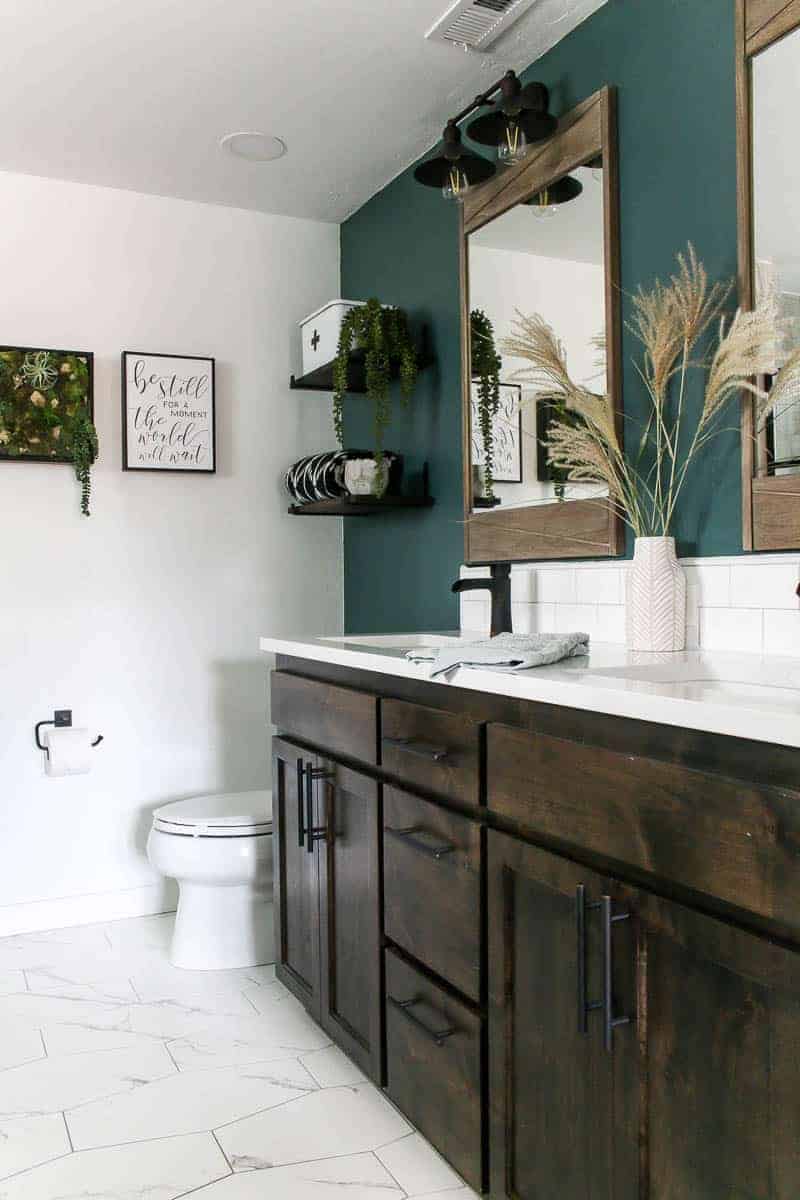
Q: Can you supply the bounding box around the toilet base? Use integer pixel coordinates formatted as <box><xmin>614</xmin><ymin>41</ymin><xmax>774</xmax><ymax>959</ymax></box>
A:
<box><xmin>170</xmin><ymin>882</ymin><xmax>274</xmax><ymax>971</ymax></box>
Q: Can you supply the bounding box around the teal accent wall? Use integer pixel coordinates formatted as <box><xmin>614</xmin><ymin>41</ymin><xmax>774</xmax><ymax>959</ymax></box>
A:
<box><xmin>341</xmin><ymin>0</ymin><xmax>739</xmax><ymax>634</ymax></box>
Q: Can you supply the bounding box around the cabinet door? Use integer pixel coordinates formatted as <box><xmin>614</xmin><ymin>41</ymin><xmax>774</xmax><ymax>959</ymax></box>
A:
<box><xmin>614</xmin><ymin>882</ymin><xmax>800</xmax><ymax>1199</ymax></box>
<box><xmin>488</xmin><ymin>830</ymin><xmax>636</xmax><ymax>1200</ymax></box>
<box><xmin>272</xmin><ymin>737</ymin><xmax>321</xmax><ymax>1021</ymax></box>
<box><xmin>317</xmin><ymin>759</ymin><xmax>382</xmax><ymax>1082</ymax></box>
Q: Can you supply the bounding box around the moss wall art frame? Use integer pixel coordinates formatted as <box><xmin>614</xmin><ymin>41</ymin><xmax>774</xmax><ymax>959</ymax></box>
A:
<box><xmin>0</xmin><ymin>345</ymin><xmax>98</xmax><ymax>514</ymax></box>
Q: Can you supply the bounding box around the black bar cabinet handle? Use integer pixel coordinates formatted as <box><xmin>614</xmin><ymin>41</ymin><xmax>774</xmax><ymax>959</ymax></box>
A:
<box><xmin>296</xmin><ymin>759</ymin><xmax>306</xmax><ymax>848</ymax></box>
<box><xmin>387</xmin><ymin>995</ymin><xmax>456</xmax><ymax>1046</ymax></box>
<box><xmin>382</xmin><ymin>736</ymin><xmax>450</xmax><ymax>763</ymax></box>
<box><xmin>305</xmin><ymin>764</ymin><xmax>333</xmax><ymax>854</ymax></box>
<box><xmin>385</xmin><ymin>825</ymin><xmax>456</xmax><ymax>862</ymax></box>
<box><xmin>576</xmin><ymin>885</ymin><xmax>603</xmax><ymax>1034</ymax></box>
<box><xmin>601</xmin><ymin>895</ymin><xmax>631</xmax><ymax>1053</ymax></box>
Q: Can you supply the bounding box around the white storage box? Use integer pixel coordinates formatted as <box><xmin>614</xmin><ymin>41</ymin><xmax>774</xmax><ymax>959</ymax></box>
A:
<box><xmin>299</xmin><ymin>299</ymin><xmax>362</xmax><ymax>376</ymax></box>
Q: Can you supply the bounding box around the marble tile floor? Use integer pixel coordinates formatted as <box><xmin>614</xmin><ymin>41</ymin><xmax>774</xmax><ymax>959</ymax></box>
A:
<box><xmin>0</xmin><ymin>913</ymin><xmax>478</xmax><ymax>1199</ymax></box>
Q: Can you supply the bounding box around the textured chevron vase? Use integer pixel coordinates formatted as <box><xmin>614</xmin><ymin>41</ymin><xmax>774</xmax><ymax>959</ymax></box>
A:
<box><xmin>626</xmin><ymin>537</ymin><xmax>687</xmax><ymax>652</ymax></box>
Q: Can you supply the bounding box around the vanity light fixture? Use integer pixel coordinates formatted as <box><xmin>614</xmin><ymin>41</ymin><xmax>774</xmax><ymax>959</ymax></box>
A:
<box><xmin>467</xmin><ymin>75</ymin><xmax>556</xmax><ymax>165</ymax></box>
<box><xmin>413</xmin><ymin>120</ymin><xmax>495</xmax><ymax>202</ymax></box>
<box><xmin>414</xmin><ymin>70</ymin><xmax>555</xmax><ymax>201</ymax></box>
<box><xmin>525</xmin><ymin>174</ymin><xmax>583</xmax><ymax>217</ymax></box>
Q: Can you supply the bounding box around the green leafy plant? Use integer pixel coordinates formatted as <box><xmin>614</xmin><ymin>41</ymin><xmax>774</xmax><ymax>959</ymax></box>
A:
<box><xmin>332</xmin><ymin>299</ymin><xmax>418</xmax><ymax>464</ymax></box>
<box><xmin>470</xmin><ymin>309</ymin><xmax>502</xmax><ymax>499</ymax></box>
<box><xmin>0</xmin><ymin>348</ymin><xmax>99</xmax><ymax>515</ymax></box>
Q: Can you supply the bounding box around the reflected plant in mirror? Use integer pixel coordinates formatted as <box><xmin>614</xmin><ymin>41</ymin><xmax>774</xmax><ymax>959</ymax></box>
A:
<box><xmin>470</xmin><ymin>309</ymin><xmax>502</xmax><ymax>500</ymax></box>
<box><xmin>503</xmin><ymin>245</ymin><xmax>800</xmax><ymax>538</ymax></box>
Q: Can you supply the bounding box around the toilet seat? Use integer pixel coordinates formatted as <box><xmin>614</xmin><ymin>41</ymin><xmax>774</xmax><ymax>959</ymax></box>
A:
<box><xmin>152</xmin><ymin>790</ymin><xmax>272</xmax><ymax>838</ymax></box>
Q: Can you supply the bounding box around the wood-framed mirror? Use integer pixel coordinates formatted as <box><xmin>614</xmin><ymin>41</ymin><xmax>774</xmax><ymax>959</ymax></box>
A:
<box><xmin>737</xmin><ymin>0</ymin><xmax>800</xmax><ymax>549</ymax></box>
<box><xmin>460</xmin><ymin>85</ymin><xmax>622</xmax><ymax>565</ymax></box>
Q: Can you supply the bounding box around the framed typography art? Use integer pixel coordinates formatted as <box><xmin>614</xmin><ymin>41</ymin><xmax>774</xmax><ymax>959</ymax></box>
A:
<box><xmin>122</xmin><ymin>351</ymin><xmax>215</xmax><ymax>473</ymax></box>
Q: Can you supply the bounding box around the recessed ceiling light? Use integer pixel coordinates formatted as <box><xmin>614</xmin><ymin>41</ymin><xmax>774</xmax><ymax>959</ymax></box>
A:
<box><xmin>219</xmin><ymin>131</ymin><xmax>287</xmax><ymax>162</ymax></box>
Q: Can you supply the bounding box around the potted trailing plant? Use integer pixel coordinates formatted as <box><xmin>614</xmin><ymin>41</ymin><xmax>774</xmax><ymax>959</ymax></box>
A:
<box><xmin>0</xmin><ymin>349</ymin><xmax>99</xmax><ymax>515</ymax></box>
<box><xmin>332</xmin><ymin>299</ymin><xmax>418</xmax><ymax>494</ymax></box>
<box><xmin>470</xmin><ymin>309</ymin><xmax>502</xmax><ymax>500</ymax></box>
<box><xmin>500</xmin><ymin>245</ymin><xmax>800</xmax><ymax>651</ymax></box>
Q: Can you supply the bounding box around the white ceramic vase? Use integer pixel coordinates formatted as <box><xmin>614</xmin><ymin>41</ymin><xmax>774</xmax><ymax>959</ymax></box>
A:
<box><xmin>626</xmin><ymin>536</ymin><xmax>686</xmax><ymax>652</ymax></box>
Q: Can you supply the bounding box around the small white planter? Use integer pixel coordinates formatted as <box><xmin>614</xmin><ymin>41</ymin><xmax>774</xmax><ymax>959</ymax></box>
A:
<box><xmin>626</xmin><ymin>536</ymin><xmax>687</xmax><ymax>652</ymax></box>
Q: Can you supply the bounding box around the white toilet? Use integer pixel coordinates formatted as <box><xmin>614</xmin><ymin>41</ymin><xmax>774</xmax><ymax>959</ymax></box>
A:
<box><xmin>147</xmin><ymin>790</ymin><xmax>274</xmax><ymax>970</ymax></box>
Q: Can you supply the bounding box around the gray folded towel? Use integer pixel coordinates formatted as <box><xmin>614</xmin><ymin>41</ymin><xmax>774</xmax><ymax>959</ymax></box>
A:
<box><xmin>407</xmin><ymin>632</ymin><xmax>590</xmax><ymax>680</ymax></box>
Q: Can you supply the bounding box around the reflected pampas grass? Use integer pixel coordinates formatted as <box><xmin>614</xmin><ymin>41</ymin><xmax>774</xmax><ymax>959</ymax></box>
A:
<box><xmin>499</xmin><ymin>244</ymin><xmax>799</xmax><ymax>537</ymax></box>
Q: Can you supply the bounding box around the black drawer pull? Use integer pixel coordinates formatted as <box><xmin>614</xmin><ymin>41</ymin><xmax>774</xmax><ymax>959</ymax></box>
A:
<box><xmin>383</xmin><ymin>735</ymin><xmax>450</xmax><ymax>763</ymax></box>
<box><xmin>296</xmin><ymin>759</ymin><xmax>306</xmax><ymax>849</ymax></box>
<box><xmin>304</xmin><ymin>763</ymin><xmax>331</xmax><ymax>854</ymax></box>
<box><xmin>388</xmin><ymin>995</ymin><xmax>456</xmax><ymax>1046</ymax></box>
<box><xmin>576</xmin><ymin>885</ymin><xmax>603</xmax><ymax>1034</ymax></box>
<box><xmin>385</xmin><ymin>825</ymin><xmax>456</xmax><ymax>861</ymax></box>
<box><xmin>601</xmin><ymin>895</ymin><xmax>631</xmax><ymax>1053</ymax></box>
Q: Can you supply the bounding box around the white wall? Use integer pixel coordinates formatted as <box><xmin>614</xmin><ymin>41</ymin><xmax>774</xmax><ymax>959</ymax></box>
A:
<box><xmin>0</xmin><ymin>171</ymin><xmax>343</xmax><ymax>935</ymax></box>
<box><xmin>469</xmin><ymin>246</ymin><xmax>605</xmax><ymax>506</ymax></box>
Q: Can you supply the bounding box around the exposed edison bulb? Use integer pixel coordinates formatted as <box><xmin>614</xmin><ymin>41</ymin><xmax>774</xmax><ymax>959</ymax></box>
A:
<box><xmin>442</xmin><ymin>164</ymin><xmax>470</xmax><ymax>203</ymax></box>
<box><xmin>497</xmin><ymin>121</ymin><xmax>528</xmax><ymax>166</ymax></box>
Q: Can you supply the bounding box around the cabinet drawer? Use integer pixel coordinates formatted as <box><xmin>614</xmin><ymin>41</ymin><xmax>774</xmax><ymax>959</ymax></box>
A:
<box><xmin>381</xmin><ymin>698</ymin><xmax>482</xmax><ymax>806</ymax></box>
<box><xmin>271</xmin><ymin>671</ymin><xmax>377</xmax><ymax>765</ymax></box>
<box><xmin>383</xmin><ymin>786</ymin><xmax>481</xmax><ymax>1002</ymax></box>
<box><xmin>488</xmin><ymin>721</ymin><xmax>800</xmax><ymax>935</ymax></box>
<box><xmin>385</xmin><ymin>948</ymin><xmax>483</xmax><ymax>1192</ymax></box>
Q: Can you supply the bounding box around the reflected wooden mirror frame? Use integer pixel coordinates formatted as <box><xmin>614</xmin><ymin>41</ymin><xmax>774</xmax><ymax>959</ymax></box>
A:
<box><xmin>459</xmin><ymin>85</ymin><xmax>623</xmax><ymax>565</ymax></box>
<box><xmin>737</xmin><ymin>0</ymin><xmax>800</xmax><ymax>549</ymax></box>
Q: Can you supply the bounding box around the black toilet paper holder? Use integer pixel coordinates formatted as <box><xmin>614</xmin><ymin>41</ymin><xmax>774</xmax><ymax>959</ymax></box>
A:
<box><xmin>35</xmin><ymin>710</ymin><xmax>104</xmax><ymax>754</ymax></box>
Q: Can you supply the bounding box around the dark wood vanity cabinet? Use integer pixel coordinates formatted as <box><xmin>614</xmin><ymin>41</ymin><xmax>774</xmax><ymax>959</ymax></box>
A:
<box><xmin>489</xmin><ymin>828</ymin><xmax>800</xmax><ymax>1199</ymax></box>
<box><xmin>271</xmin><ymin>735</ymin><xmax>382</xmax><ymax>1080</ymax></box>
<box><xmin>271</xmin><ymin>664</ymin><xmax>800</xmax><ymax>1198</ymax></box>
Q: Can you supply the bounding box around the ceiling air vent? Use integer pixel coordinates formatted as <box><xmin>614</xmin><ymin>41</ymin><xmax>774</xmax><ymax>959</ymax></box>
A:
<box><xmin>426</xmin><ymin>0</ymin><xmax>542</xmax><ymax>50</ymax></box>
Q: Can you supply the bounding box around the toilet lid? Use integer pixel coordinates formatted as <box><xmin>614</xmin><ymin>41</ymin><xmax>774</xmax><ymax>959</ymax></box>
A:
<box><xmin>152</xmin><ymin>790</ymin><xmax>272</xmax><ymax>838</ymax></box>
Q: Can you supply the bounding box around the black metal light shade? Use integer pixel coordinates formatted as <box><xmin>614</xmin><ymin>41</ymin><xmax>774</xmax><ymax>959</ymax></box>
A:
<box><xmin>413</xmin><ymin>121</ymin><xmax>495</xmax><ymax>191</ymax></box>
<box><xmin>525</xmin><ymin>174</ymin><xmax>584</xmax><ymax>208</ymax></box>
<box><xmin>466</xmin><ymin>108</ymin><xmax>557</xmax><ymax>147</ymax></box>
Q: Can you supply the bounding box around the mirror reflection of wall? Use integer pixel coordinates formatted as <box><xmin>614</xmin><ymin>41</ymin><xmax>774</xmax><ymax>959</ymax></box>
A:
<box><xmin>753</xmin><ymin>28</ymin><xmax>800</xmax><ymax>476</ymax></box>
<box><xmin>468</xmin><ymin>164</ymin><xmax>607</xmax><ymax>512</ymax></box>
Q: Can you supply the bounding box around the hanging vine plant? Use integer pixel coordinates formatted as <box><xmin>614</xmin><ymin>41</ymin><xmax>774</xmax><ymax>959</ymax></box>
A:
<box><xmin>0</xmin><ymin>347</ymin><xmax>99</xmax><ymax>515</ymax></box>
<box><xmin>332</xmin><ymin>299</ymin><xmax>418</xmax><ymax>472</ymax></box>
<box><xmin>470</xmin><ymin>309</ymin><xmax>502</xmax><ymax>499</ymax></box>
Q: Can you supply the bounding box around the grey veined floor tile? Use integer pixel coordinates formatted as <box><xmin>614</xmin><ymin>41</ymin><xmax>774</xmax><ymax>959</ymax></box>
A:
<box><xmin>188</xmin><ymin>1152</ymin><xmax>403</xmax><ymax>1198</ymax></box>
<box><xmin>67</xmin><ymin>1059</ymin><xmax>317</xmax><ymax>1150</ymax></box>
<box><xmin>0</xmin><ymin>1114</ymin><xmax>70</xmax><ymax>1182</ymax></box>
<box><xmin>215</xmin><ymin>1083</ymin><xmax>411</xmax><ymax>1170</ymax></box>
<box><xmin>0</xmin><ymin>1131</ymin><xmax>227</xmax><ymax>1200</ymax></box>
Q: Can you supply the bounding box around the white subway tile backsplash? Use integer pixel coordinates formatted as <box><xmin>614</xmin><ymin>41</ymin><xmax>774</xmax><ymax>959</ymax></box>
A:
<box><xmin>699</xmin><ymin>607</ymin><xmax>763</xmax><ymax>653</ymax></box>
<box><xmin>575</xmin><ymin>568</ymin><xmax>623</xmax><ymax>606</ymax></box>
<box><xmin>763</xmin><ymin>610</ymin><xmax>800</xmax><ymax>656</ymax></box>
<box><xmin>465</xmin><ymin>555</ymin><xmax>800</xmax><ymax>657</ymax></box>
<box><xmin>683</xmin><ymin>563</ymin><xmax>731</xmax><ymax>607</ymax></box>
<box><xmin>535</xmin><ymin>569</ymin><xmax>577</xmax><ymax>604</ymax></box>
<box><xmin>729</xmin><ymin>562</ymin><xmax>799</xmax><ymax>610</ymax></box>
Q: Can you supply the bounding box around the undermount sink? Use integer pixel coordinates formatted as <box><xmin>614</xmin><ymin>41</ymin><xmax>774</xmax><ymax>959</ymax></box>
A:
<box><xmin>320</xmin><ymin>632</ymin><xmax>464</xmax><ymax>650</ymax></box>
<box><xmin>587</xmin><ymin>657</ymin><xmax>800</xmax><ymax>710</ymax></box>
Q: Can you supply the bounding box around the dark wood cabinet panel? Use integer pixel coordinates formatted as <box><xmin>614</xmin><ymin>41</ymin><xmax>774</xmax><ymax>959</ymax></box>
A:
<box><xmin>385</xmin><ymin>947</ymin><xmax>483</xmax><ymax>1192</ymax></box>
<box><xmin>384</xmin><ymin>785</ymin><xmax>482</xmax><ymax>1001</ymax></box>
<box><xmin>381</xmin><ymin>698</ymin><xmax>482</xmax><ymax>806</ymax></box>
<box><xmin>318</xmin><ymin>761</ymin><xmax>382</xmax><ymax>1081</ymax></box>
<box><xmin>487</xmin><ymin>830</ymin><xmax>636</xmax><ymax>1200</ymax></box>
<box><xmin>487</xmin><ymin>721</ymin><xmax>800</xmax><ymax>939</ymax></box>
<box><xmin>614</xmin><ymin>882</ymin><xmax>800</xmax><ymax>1199</ymax></box>
<box><xmin>272</xmin><ymin>737</ymin><xmax>321</xmax><ymax>1021</ymax></box>
<box><xmin>271</xmin><ymin>670</ymin><xmax>377</xmax><ymax>764</ymax></box>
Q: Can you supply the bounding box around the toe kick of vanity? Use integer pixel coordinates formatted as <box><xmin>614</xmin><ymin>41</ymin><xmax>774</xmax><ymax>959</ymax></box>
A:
<box><xmin>269</xmin><ymin>656</ymin><xmax>800</xmax><ymax>1199</ymax></box>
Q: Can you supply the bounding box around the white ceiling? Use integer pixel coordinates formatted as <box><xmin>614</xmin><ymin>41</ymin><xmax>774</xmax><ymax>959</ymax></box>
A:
<box><xmin>753</xmin><ymin>26</ymin><xmax>800</xmax><ymax>292</ymax></box>
<box><xmin>470</xmin><ymin>165</ymin><xmax>603</xmax><ymax>263</ymax></box>
<box><xmin>0</xmin><ymin>0</ymin><xmax>605</xmax><ymax>224</ymax></box>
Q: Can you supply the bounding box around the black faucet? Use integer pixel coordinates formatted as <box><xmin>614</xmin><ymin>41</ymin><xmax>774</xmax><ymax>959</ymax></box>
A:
<box><xmin>452</xmin><ymin>563</ymin><xmax>513</xmax><ymax>637</ymax></box>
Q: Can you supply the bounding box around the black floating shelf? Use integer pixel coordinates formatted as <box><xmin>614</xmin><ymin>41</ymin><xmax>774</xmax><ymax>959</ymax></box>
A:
<box><xmin>290</xmin><ymin>348</ymin><xmax>434</xmax><ymax>395</ymax></box>
<box><xmin>289</xmin><ymin>495</ymin><xmax>435</xmax><ymax>517</ymax></box>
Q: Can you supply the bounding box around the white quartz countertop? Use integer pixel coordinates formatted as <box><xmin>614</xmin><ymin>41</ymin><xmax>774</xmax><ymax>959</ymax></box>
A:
<box><xmin>260</xmin><ymin>632</ymin><xmax>800</xmax><ymax>750</ymax></box>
